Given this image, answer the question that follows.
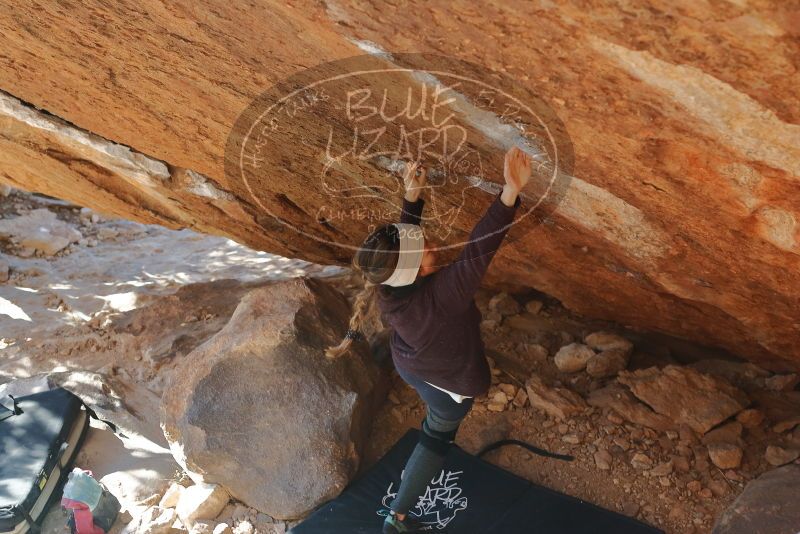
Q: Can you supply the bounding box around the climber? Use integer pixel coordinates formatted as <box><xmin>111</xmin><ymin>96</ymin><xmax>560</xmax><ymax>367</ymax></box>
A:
<box><xmin>326</xmin><ymin>146</ymin><xmax>532</xmax><ymax>533</ymax></box>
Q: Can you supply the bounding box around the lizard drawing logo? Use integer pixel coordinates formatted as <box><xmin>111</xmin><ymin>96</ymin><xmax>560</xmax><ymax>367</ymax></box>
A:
<box><xmin>317</xmin><ymin>81</ymin><xmax>486</xmax><ymax>240</ymax></box>
<box><xmin>378</xmin><ymin>469</ymin><xmax>468</xmax><ymax>530</ymax></box>
<box><xmin>226</xmin><ymin>52</ymin><xmax>573</xmax><ymax>257</ymax></box>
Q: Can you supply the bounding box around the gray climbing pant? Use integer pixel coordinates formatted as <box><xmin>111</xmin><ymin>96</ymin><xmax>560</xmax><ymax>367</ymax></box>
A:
<box><xmin>390</xmin><ymin>370</ymin><xmax>474</xmax><ymax>515</ymax></box>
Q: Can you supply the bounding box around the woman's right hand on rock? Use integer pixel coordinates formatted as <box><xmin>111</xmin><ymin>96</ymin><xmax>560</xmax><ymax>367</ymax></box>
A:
<box><xmin>503</xmin><ymin>146</ymin><xmax>532</xmax><ymax>194</ymax></box>
<box><xmin>403</xmin><ymin>161</ymin><xmax>427</xmax><ymax>202</ymax></box>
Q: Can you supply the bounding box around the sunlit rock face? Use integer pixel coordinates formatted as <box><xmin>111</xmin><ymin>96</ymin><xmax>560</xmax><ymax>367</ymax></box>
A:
<box><xmin>0</xmin><ymin>1</ymin><xmax>798</xmax><ymax>370</ymax></box>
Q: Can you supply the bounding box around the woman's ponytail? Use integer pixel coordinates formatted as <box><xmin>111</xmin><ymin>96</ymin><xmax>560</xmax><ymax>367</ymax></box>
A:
<box><xmin>326</xmin><ymin>223</ymin><xmax>398</xmax><ymax>358</ymax></box>
<box><xmin>325</xmin><ymin>281</ymin><xmax>377</xmax><ymax>359</ymax></box>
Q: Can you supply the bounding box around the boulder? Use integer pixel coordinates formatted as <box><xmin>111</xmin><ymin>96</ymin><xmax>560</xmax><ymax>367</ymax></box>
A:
<box><xmin>161</xmin><ymin>277</ymin><xmax>382</xmax><ymax>519</ymax></box>
<box><xmin>159</xmin><ymin>483</ymin><xmax>185</xmax><ymax>509</ymax></box>
<box><xmin>630</xmin><ymin>452</ymin><xmax>652</xmax><ymax>470</ymax></box>
<box><xmin>748</xmin><ymin>390</ymin><xmax>800</xmax><ymax>424</ymax></box>
<box><xmin>524</xmin><ymin>300</ymin><xmax>543</xmax><ymax>315</ymax></box>
<box><xmin>97</xmin><ymin>226</ymin><xmax>120</xmax><ymax>240</ymax></box>
<box><xmin>487</xmin><ymin>345</ymin><xmax>548</xmax><ymax>378</ymax></box>
<box><xmin>689</xmin><ymin>359</ymin><xmax>771</xmax><ymax>391</ymax></box>
<box><xmin>763</xmin><ymin>373</ymin><xmax>799</xmax><ymax>392</ymax></box>
<box><xmin>764</xmin><ymin>445</ymin><xmax>800</xmax><ymax>467</ymax></box>
<box><xmin>586</xmin><ymin>348</ymin><xmax>630</xmax><ymax>378</ymax></box>
<box><xmin>584</xmin><ymin>332</ymin><xmax>633</xmax><ymax>354</ymax></box>
<box><xmin>174</xmin><ymin>483</ymin><xmax>229</xmax><ymax>526</ymax></box>
<box><xmin>487</xmin><ymin>391</ymin><xmax>509</xmax><ymax>412</ymax></box>
<box><xmin>2</xmin><ymin>3</ymin><xmax>798</xmax><ymax>374</ymax></box>
<box><xmin>713</xmin><ymin>465</ymin><xmax>800</xmax><ymax>534</ymax></box>
<box><xmin>553</xmin><ymin>343</ymin><xmax>596</xmax><ymax>373</ymax></box>
<box><xmin>79</xmin><ymin>207</ymin><xmax>98</xmax><ymax>225</ymax></box>
<box><xmin>618</xmin><ymin>366</ymin><xmax>749</xmax><ymax>434</ymax></box>
<box><xmin>525</xmin><ymin>375</ymin><xmax>587</xmax><ymax>420</ymax></box>
<box><xmin>773</xmin><ymin>416</ymin><xmax>800</xmax><ymax>434</ymax></box>
<box><xmin>504</xmin><ymin>313</ymin><xmax>541</xmax><ymax>333</ymax></box>
<box><xmin>593</xmin><ymin>449</ymin><xmax>612</xmax><ymax>470</ymax></box>
<box><xmin>648</xmin><ymin>460</ymin><xmax>673</xmax><ymax>477</ymax></box>
<box><xmin>488</xmin><ymin>292</ymin><xmax>521</xmax><ymax>316</ymax></box>
<box><xmin>587</xmin><ymin>384</ymin><xmax>675</xmax><ymax>431</ymax></box>
<box><xmin>122</xmin><ymin>506</ymin><xmax>178</xmax><ymax>534</ymax></box>
<box><xmin>523</xmin><ymin>344</ymin><xmax>549</xmax><ymax>363</ymax></box>
<box><xmin>20</xmin><ymin>231</ymin><xmax>71</xmax><ymax>255</ymax></box>
<box><xmin>0</xmin><ymin>208</ymin><xmax>81</xmax><ymax>256</ymax></box>
<box><xmin>512</xmin><ymin>388</ymin><xmax>528</xmax><ymax>408</ymax></box>
<box><xmin>702</xmin><ymin>421</ymin><xmax>743</xmax><ymax>446</ymax></box>
<box><xmin>671</xmin><ymin>455</ymin><xmax>690</xmax><ymax>473</ymax></box>
<box><xmin>735</xmin><ymin>409</ymin><xmax>764</xmax><ymax>428</ymax></box>
<box><xmin>707</xmin><ymin>443</ymin><xmax>743</xmax><ymax>470</ymax></box>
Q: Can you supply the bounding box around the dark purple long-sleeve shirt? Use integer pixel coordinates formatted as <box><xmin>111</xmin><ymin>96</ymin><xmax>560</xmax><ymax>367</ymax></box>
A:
<box><xmin>376</xmin><ymin>193</ymin><xmax>520</xmax><ymax>397</ymax></box>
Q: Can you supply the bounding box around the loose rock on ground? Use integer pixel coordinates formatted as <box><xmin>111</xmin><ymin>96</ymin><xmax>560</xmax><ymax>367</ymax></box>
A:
<box><xmin>618</xmin><ymin>366</ymin><xmax>749</xmax><ymax>434</ymax></box>
<box><xmin>554</xmin><ymin>343</ymin><xmax>596</xmax><ymax>373</ymax></box>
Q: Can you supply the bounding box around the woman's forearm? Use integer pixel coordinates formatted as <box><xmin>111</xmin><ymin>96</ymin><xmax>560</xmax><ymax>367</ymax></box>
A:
<box><xmin>429</xmin><ymin>192</ymin><xmax>518</xmax><ymax>311</ymax></box>
<box><xmin>404</xmin><ymin>190</ymin><xmax>421</xmax><ymax>203</ymax></box>
<box><xmin>501</xmin><ymin>146</ymin><xmax>531</xmax><ymax>206</ymax></box>
<box><xmin>500</xmin><ymin>184</ymin><xmax>519</xmax><ymax>207</ymax></box>
<box><xmin>400</xmin><ymin>196</ymin><xmax>424</xmax><ymax>225</ymax></box>
<box><xmin>403</xmin><ymin>162</ymin><xmax>427</xmax><ymax>203</ymax></box>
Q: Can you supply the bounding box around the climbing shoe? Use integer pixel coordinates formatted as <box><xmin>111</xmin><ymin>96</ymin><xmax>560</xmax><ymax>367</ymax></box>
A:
<box><xmin>382</xmin><ymin>511</ymin><xmax>427</xmax><ymax>533</ymax></box>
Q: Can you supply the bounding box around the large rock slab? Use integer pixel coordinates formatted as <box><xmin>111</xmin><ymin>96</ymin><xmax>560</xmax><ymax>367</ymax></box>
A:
<box><xmin>587</xmin><ymin>384</ymin><xmax>675</xmax><ymax>432</ymax></box>
<box><xmin>618</xmin><ymin>366</ymin><xmax>749</xmax><ymax>434</ymax></box>
<box><xmin>0</xmin><ymin>2</ymin><xmax>799</xmax><ymax>372</ymax></box>
<box><xmin>713</xmin><ymin>465</ymin><xmax>800</xmax><ymax>534</ymax></box>
<box><xmin>0</xmin><ymin>207</ymin><xmax>81</xmax><ymax>255</ymax></box>
<box><xmin>525</xmin><ymin>375</ymin><xmax>587</xmax><ymax>420</ymax></box>
<box><xmin>161</xmin><ymin>277</ymin><xmax>381</xmax><ymax>519</ymax></box>
<box><xmin>689</xmin><ymin>359</ymin><xmax>772</xmax><ymax>391</ymax></box>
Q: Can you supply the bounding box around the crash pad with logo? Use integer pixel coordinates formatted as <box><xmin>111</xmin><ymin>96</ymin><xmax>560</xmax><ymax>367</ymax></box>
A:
<box><xmin>291</xmin><ymin>429</ymin><xmax>663</xmax><ymax>533</ymax></box>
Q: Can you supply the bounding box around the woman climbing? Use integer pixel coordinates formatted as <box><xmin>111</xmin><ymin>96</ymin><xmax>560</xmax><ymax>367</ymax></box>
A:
<box><xmin>326</xmin><ymin>146</ymin><xmax>532</xmax><ymax>533</ymax></box>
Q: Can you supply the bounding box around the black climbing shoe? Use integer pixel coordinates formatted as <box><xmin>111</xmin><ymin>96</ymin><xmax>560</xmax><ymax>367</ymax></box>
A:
<box><xmin>382</xmin><ymin>511</ymin><xmax>427</xmax><ymax>533</ymax></box>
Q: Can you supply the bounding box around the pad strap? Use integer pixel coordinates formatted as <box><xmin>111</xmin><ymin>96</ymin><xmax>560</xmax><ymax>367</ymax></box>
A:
<box><xmin>477</xmin><ymin>439</ymin><xmax>574</xmax><ymax>462</ymax></box>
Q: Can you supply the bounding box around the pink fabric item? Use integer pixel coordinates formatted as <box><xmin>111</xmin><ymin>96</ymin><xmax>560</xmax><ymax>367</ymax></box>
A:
<box><xmin>61</xmin><ymin>497</ymin><xmax>104</xmax><ymax>534</ymax></box>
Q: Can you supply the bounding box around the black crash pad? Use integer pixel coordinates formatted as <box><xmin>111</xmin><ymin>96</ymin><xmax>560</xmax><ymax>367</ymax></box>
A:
<box><xmin>0</xmin><ymin>388</ymin><xmax>88</xmax><ymax>532</ymax></box>
<box><xmin>292</xmin><ymin>429</ymin><xmax>663</xmax><ymax>533</ymax></box>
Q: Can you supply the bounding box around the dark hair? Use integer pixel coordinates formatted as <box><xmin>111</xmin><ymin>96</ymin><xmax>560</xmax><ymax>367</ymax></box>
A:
<box><xmin>325</xmin><ymin>225</ymin><xmax>400</xmax><ymax>358</ymax></box>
